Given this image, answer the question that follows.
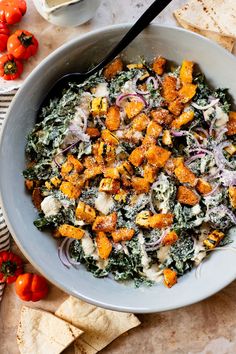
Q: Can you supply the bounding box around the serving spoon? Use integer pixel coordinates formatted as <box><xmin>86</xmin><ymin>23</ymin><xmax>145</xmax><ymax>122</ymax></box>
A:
<box><xmin>39</xmin><ymin>0</ymin><xmax>173</xmax><ymax>111</ymax></box>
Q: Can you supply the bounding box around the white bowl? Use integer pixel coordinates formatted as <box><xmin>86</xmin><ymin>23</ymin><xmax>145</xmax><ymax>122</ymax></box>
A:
<box><xmin>33</xmin><ymin>0</ymin><xmax>102</xmax><ymax>27</ymax></box>
<box><xmin>1</xmin><ymin>25</ymin><xmax>236</xmax><ymax>313</ymax></box>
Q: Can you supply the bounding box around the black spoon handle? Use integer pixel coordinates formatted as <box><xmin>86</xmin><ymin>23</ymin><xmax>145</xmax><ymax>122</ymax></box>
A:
<box><xmin>87</xmin><ymin>0</ymin><xmax>173</xmax><ymax>76</ymax></box>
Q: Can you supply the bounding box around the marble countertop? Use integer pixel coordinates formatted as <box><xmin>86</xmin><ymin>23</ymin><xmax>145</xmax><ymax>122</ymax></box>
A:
<box><xmin>1</xmin><ymin>1</ymin><xmax>236</xmax><ymax>353</ymax></box>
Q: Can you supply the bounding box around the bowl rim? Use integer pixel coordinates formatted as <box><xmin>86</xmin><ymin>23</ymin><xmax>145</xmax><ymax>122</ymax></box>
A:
<box><xmin>1</xmin><ymin>23</ymin><xmax>236</xmax><ymax>313</ymax></box>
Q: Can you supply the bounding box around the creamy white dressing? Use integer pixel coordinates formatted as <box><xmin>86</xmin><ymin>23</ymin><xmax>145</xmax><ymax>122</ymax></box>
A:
<box><xmin>41</xmin><ymin>196</ymin><xmax>61</xmax><ymax>217</ymax></box>
<box><xmin>95</xmin><ymin>192</ymin><xmax>114</xmax><ymax>215</ymax></box>
<box><xmin>157</xmin><ymin>245</ymin><xmax>171</xmax><ymax>264</ymax></box>
<box><xmin>121</xmin><ymin>80</ymin><xmax>135</xmax><ymax>94</ymax></box>
<box><xmin>191</xmin><ymin>204</ymin><xmax>201</xmax><ymax>216</ymax></box>
<box><xmin>81</xmin><ymin>232</ymin><xmax>98</xmax><ymax>259</ymax></box>
<box><xmin>215</xmin><ymin>106</ymin><xmax>229</xmax><ymax>127</ymax></box>
<box><xmin>94</xmin><ymin>83</ymin><xmax>109</xmax><ymax>97</ymax></box>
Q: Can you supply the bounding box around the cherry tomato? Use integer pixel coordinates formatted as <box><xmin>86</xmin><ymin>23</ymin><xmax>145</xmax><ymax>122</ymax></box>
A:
<box><xmin>0</xmin><ymin>0</ymin><xmax>26</xmax><ymax>25</ymax></box>
<box><xmin>15</xmin><ymin>273</ymin><xmax>49</xmax><ymax>302</ymax></box>
<box><xmin>0</xmin><ymin>22</ymin><xmax>10</xmax><ymax>52</ymax></box>
<box><xmin>0</xmin><ymin>251</ymin><xmax>24</xmax><ymax>284</ymax></box>
<box><xmin>0</xmin><ymin>53</ymin><xmax>23</xmax><ymax>80</ymax></box>
<box><xmin>7</xmin><ymin>30</ymin><xmax>38</xmax><ymax>60</ymax></box>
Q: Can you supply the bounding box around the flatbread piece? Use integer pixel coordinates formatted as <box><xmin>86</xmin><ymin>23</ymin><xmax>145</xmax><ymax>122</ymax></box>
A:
<box><xmin>175</xmin><ymin>14</ymin><xmax>235</xmax><ymax>52</ymax></box>
<box><xmin>55</xmin><ymin>296</ymin><xmax>141</xmax><ymax>354</ymax></box>
<box><xmin>174</xmin><ymin>0</ymin><xmax>236</xmax><ymax>38</ymax></box>
<box><xmin>17</xmin><ymin>306</ymin><xmax>83</xmax><ymax>354</ymax></box>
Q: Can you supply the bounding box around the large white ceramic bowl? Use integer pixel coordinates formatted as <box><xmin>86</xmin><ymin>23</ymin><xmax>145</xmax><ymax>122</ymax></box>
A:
<box><xmin>1</xmin><ymin>25</ymin><xmax>236</xmax><ymax>313</ymax></box>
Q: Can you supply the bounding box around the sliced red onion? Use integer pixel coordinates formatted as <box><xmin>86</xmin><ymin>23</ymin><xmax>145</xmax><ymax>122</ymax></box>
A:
<box><xmin>133</xmin><ymin>78</ymin><xmax>150</xmax><ymax>95</ymax></box>
<box><xmin>208</xmin><ymin>205</ymin><xmax>236</xmax><ymax>225</ymax></box>
<box><xmin>115</xmin><ymin>93</ymin><xmax>148</xmax><ymax>108</ymax></box>
<box><xmin>204</xmin><ymin>183</ymin><xmax>220</xmax><ymax>197</ymax></box>
<box><xmin>216</xmin><ymin>127</ymin><xmax>228</xmax><ymax>143</ymax></box>
<box><xmin>171</xmin><ymin>130</ymin><xmax>189</xmax><ymax>137</ymax></box>
<box><xmin>58</xmin><ymin>237</ymin><xmax>80</xmax><ymax>268</ymax></box>
<box><xmin>220</xmin><ymin>170</ymin><xmax>236</xmax><ymax>187</ymax></box>
<box><xmin>53</xmin><ymin>138</ymin><xmax>81</xmax><ymax>168</ymax></box>
<box><xmin>58</xmin><ymin>238</ymin><xmax>71</xmax><ymax>268</ymax></box>
<box><xmin>214</xmin><ymin>141</ymin><xmax>233</xmax><ymax>169</ymax></box>
<box><xmin>195</xmin><ymin>128</ymin><xmax>209</xmax><ymax>138</ymax></box>
<box><xmin>191</xmin><ymin>99</ymin><xmax>219</xmax><ymax>111</ymax></box>
<box><xmin>209</xmin><ymin>116</ymin><xmax>218</xmax><ymax>136</ymax></box>
<box><xmin>146</xmin><ymin>76</ymin><xmax>159</xmax><ymax>90</ymax></box>
<box><xmin>189</xmin><ymin>148</ymin><xmax>214</xmax><ymax>156</ymax></box>
<box><xmin>185</xmin><ymin>153</ymin><xmax>206</xmax><ymax>165</ymax></box>
<box><xmin>145</xmin><ymin>230</ymin><xmax>169</xmax><ymax>251</ymax></box>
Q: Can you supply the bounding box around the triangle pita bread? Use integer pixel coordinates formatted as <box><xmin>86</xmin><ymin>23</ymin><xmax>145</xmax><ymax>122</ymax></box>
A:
<box><xmin>174</xmin><ymin>0</ymin><xmax>236</xmax><ymax>38</ymax></box>
<box><xmin>55</xmin><ymin>296</ymin><xmax>140</xmax><ymax>354</ymax></box>
<box><xmin>175</xmin><ymin>14</ymin><xmax>235</xmax><ymax>52</ymax></box>
<box><xmin>17</xmin><ymin>306</ymin><xmax>83</xmax><ymax>354</ymax></box>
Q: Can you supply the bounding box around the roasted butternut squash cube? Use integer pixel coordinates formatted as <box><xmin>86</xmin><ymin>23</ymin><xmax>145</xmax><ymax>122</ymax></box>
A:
<box><xmin>153</xmin><ymin>56</ymin><xmax>166</xmax><ymax>75</ymax></box>
<box><xmin>83</xmin><ymin>156</ymin><xmax>96</xmax><ymax>169</ymax></box>
<box><xmin>96</xmin><ymin>232</ymin><xmax>112</xmax><ymax>260</ymax></box>
<box><xmin>61</xmin><ymin>160</ymin><xmax>73</xmax><ymax>176</ymax></box>
<box><xmin>142</xmin><ymin>135</ymin><xmax>156</xmax><ymax>147</ymax></box>
<box><xmin>45</xmin><ymin>181</ymin><xmax>52</xmax><ymax>190</ymax></box>
<box><xmin>92</xmin><ymin>213</ymin><xmax>117</xmax><ymax>232</ymax></box>
<box><xmin>111</xmin><ymin>228</ymin><xmax>135</xmax><ymax>243</ymax></box>
<box><xmin>67</xmin><ymin>155</ymin><xmax>83</xmax><ymax>173</ymax></box>
<box><xmin>227</xmin><ymin>112</ymin><xmax>236</xmax><ymax>136</ymax></box>
<box><xmin>97</xmin><ymin>142</ymin><xmax>116</xmax><ymax>164</ymax></box>
<box><xmin>101</xmin><ymin>129</ymin><xmax>119</xmax><ymax>145</ymax></box>
<box><xmin>179</xmin><ymin>60</ymin><xmax>194</xmax><ymax>84</ymax></box>
<box><xmin>103</xmin><ymin>57</ymin><xmax>123</xmax><ymax>80</ymax></box>
<box><xmin>163</xmin><ymin>231</ymin><xmax>178</xmax><ymax>246</ymax></box>
<box><xmin>118</xmin><ymin>161</ymin><xmax>134</xmax><ymax>176</ymax></box>
<box><xmin>99</xmin><ymin>178</ymin><xmax>120</xmax><ymax>194</ymax></box>
<box><xmin>50</xmin><ymin>176</ymin><xmax>61</xmax><ymax>187</ymax></box>
<box><xmin>128</xmin><ymin>147</ymin><xmax>145</xmax><ymax>167</ymax></box>
<box><xmin>127</xmin><ymin>63</ymin><xmax>144</xmax><ymax>70</ymax></box>
<box><xmin>163</xmin><ymin>268</ymin><xmax>177</xmax><ymax>288</ymax></box>
<box><xmin>91</xmin><ymin>97</ymin><xmax>108</xmax><ymax>116</ymax></box>
<box><xmin>132</xmin><ymin>113</ymin><xmax>150</xmax><ymax>131</ymax></box>
<box><xmin>177</xmin><ymin>186</ymin><xmax>199</xmax><ymax>206</ymax></box>
<box><xmin>164</xmin><ymin>157</ymin><xmax>184</xmax><ymax>175</ymax></box>
<box><xmin>168</xmin><ymin>98</ymin><xmax>184</xmax><ymax>116</ymax></box>
<box><xmin>224</xmin><ymin>144</ymin><xmax>236</xmax><ymax>155</ymax></box>
<box><xmin>125</xmin><ymin>101</ymin><xmax>145</xmax><ymax>119</ymax></box>
<box><xmin>85</xmin><ymin>127</ymin><xmax>101</xmax><ymax>138</ymax></box>
<box><xmin>203</xmin><ymin>230</ymin><xmax>225</xmax><ymax>249</ymax></box>
<box><xmin>64</xmin><ymin>173</ymin><xmax>83</xmax><ymax>188</ymax></box>
<box><xmin>229</xmin><ymin>186</ymin><xmax>236</xmax><ymax>208</ymax></box>
<box><xmin>196</xmin><ymin>179</ymin><xmax>212</xmax><ymax>195</ymax></box>
<box><xmin>162</xmin><ymin>76</ymin><xmax>178</xmax><ymax>103</ymax></box>
<box><xmin>174</xmin><ymin>161</ymin><xmax>197</xmax><ymax>187</ymax></box>
<box><xmin>151</xmin><ymin>108</ymin><xmax>174</xmax><ymax>125</ymax></box>
<box><xmin>136</xmin><ymin>211</ymin><xmax>152</xmax><ymax>228</ymax></box>
<box><xmin>103</xmin><ymin>167</ymin><xmax>120</xmax><ymax>179</ymax></box>
<box><xmin>60</xmin><ymin>181</ymin><xmax>81</xmax><ymax>200</ymax></box>
<box><xmin>162</xmin><ymin>130</ymin><xmax>172</xmax><ymax>146</ymax></box>
<box><xmin>32</xmin><ymin>188</ymin><xmax>42</xmax><ymax>210</ymax></box>
<box><xmin>75</xmin><ymin>201</ymin><xmax>96</xmax><ymax>223</ymax></box>
<box><xmin>58</xmin><ymin>224</ymin><xmax>85</xmax><ymax>240</ymax></box>
<box><xmin>132</xmin><ymin>177</ymin><xmax>150</xmax><ymax>194</ymax></box>
<box><xmin>178</xmin><ymin>83</ymin><xmax>197</xmax><ymax>104</ymax></box>
<box><xmin>143</xmin><ymin>164</ymin><xmax>158</xmax><ymax>183</ymax></box>
<box><xmin>146</xmin><ymin>121</ymin><xmax>162</xmax><ymax>138</ymax></box>
<box><xmin>145</xmin><ymin>145</ymin><xmax>171</xmax><ymax>167</ymax></box>
<box><xmin>114</xmin><ymin>189</ymin><xmax>128</xmax><ymax>203</ymax></box>
<box><xmin>171</xmin><ymin>111</ymin><xmax>194</xmax><ymax>130</ymax></box>
<box><xmin>84</xmin><ymin>166</ymin><xmax>102</xmax><ymax>180</ymax></box>
<box><xmin>148</xmin><ymin>214</ymin><xmax>174</xmax><ymax>229</ymax></box>
<box><xmin>105</xmin><ymin>105</ymin><xmax>120</xmax><ymax>131</ymax></box>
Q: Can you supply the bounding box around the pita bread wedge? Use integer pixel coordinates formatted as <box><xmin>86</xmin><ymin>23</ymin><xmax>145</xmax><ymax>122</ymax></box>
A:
<box><xmin>55</xmin><ymin>296</ymin><xmax>140</xmax><ymax>354</ymax></box>
<box><xmin>17</xmin><ymin>306</ymin><xmax>83</xmax><ymax>354</ymax></box>
<box><xmin>175</xmin><ymin>14</ymin><xmax>235</xmax><ymax>52</ymax></box>
<box><xmin>174</xmin><ymin>0</ymin><xmax>236</xmax><ymax>38</ymax></box>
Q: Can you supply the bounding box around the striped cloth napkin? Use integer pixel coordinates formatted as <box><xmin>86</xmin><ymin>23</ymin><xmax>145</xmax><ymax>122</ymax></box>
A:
<box><xmin>0</xmin><ymin>92</ymin><xmax>16</xmax><ymax>302</ymax></box>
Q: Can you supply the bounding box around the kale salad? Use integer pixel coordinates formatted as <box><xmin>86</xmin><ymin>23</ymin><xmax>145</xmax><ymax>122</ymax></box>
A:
<box><xmin>23</xmin><ymin>56</ymin><xmax>236</xmax><ymax>288</ymax></box>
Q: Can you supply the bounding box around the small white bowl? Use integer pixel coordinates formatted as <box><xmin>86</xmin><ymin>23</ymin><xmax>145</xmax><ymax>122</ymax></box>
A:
<box><xmin>33</xmin><ymin>0</ymin><xmax>102</xmax><ymax>27</ymax></box>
